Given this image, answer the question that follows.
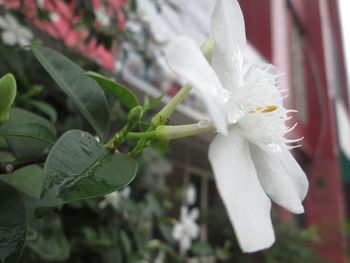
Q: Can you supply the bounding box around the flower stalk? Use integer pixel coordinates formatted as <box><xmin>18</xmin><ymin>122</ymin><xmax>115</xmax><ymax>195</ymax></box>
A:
<box><xmin>156</xmin><ymin>121</ymin><xmax>215</xmax><ymax>140</ymax></box>
<box><xmin>151</xmin><ymin>83</ymin><xmax>192</xmax><ymax>126</ymax></box>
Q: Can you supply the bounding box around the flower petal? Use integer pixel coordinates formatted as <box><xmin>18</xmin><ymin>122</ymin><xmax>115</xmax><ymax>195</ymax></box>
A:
<box><xmin>211</xmin><ymin>0</ymin><xmax>246</xmax><ymax>92</ymax></box>
<box><xmin>165</xmin><ymin>36</ymin><xmax>228</xmax><ymax>134</ymax></box>
<box><xmin>172</xmin><ymin>223</ymin><xmax>184</xmax><ymax>240</ymax></box>
<box><xmin>0</xmin><ymin>16</ymin><xmax>8</xmax><ymax>29</ymax></box>
<box><xmin>2</xmin><ymin>31</ymin><xmax>17</xmax><ymax>46</ymax></box>
<box><xmin>250</xmin><ymin>143</ymin><xmax>308</xmax><ymax>214</ymax></box>
<box><xmin>208</xmin><ymin>127</ymin><xmax>274</xmax><ymax>252</ymax></box>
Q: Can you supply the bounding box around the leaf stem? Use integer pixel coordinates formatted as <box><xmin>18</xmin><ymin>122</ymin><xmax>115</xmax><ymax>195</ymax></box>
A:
<box><xmin>0</xmin><ymin>155</ymin><xmax>47</xmax><ymax>174</ymax></box>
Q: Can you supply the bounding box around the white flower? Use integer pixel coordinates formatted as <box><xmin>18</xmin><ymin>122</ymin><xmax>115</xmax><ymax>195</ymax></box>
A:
<box><xmin>165</xmin><ymin>0</ymin><xmax>308</xmax><ymax>253</ymax></box>
<box><xmin>36</xmin><ymin>0</ymin><xmax>44</xmax><ymax>8</ymax></box>
<box><xmin>186</xmin><ymin>183</ymin><xmax>196</xmax><ymax>205</ymax></box>
<box><xmin>94</xmin><ymin>7</ymin><xmax>111</xmax><ymax>27</ymax></box>
<box><xmin>0</xmin><ymin>13</ymin><xmax>33</xmax><ymax>47</ymax></box>
<box><xmin>99</xmin><ymin>187</ymin><xmax>131</xmax><ymax>210</ymax></box>
<box><xmin>172</xmin><ymin>206</ymin><xmax>200</xmax><ymax>254</ymax></box>
<box><xmin>154</xmin><ymin>251</ymin><xmax>165</xmax><ymax>263</ymax></box>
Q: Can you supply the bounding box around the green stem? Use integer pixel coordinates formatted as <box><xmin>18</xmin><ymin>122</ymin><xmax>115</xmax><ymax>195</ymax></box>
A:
<box><xmin>130</xmin><ymin>83</ymin><xmax>192</xmax><ymax>157</ymax></box>
<box><xmin>104</xmin><ymin>125</ymin><xmax>129</xmax><ymax>151</ymax></box>
<box><xmin>151</xmin><ymin>83</ymin><xmax>192</xmax><ymax>126</ymax></box>
<box><xmin>127</xmin><ymin>131</ymin><xmax>156</xmax><ymax>139</ymax></box>
<box><xmin>156</xmin><ymin>121</ymin><xmax>215</xmax><ymax>140</ymax></box>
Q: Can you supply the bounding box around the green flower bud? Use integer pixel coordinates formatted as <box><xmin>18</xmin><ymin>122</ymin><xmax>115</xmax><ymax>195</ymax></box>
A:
<box><xmin>201</xmin><ymin>35</ymin><xmax>216</xmax><ymax>63</ymax></box>
<box><xmin>0</xmin><ymin>74</ymin><xmax>17</xmax><ymax>124</ymax></box>
<box><xmin>127</xmin><ymin>106</ymin><xmax>143</xmax><ymax>126</ymax></box>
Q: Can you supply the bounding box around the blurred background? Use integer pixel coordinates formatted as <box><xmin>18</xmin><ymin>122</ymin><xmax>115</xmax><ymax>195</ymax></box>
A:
<box><xmin>0</xmin><ymin>0</ymin><xmax>349</xmax><ymax>262</ymax></box>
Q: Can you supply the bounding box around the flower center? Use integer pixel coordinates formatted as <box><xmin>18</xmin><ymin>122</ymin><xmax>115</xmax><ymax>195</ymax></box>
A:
<box><xmin>257</xmin><ymin>105</ymin><xmax>278</xmax><ymax>113</ymax></box>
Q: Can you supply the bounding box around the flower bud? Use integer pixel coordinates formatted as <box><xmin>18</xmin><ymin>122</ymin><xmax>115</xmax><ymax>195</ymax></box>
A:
<box><xmin>127</xmin><ymin>106</ymin><xmax>143</xmax><ymax>126</ymax></box>
<box><xmin>0</xmin><ymin>74</ymin><xmax>17</xmax><ymax>124</ymax></box>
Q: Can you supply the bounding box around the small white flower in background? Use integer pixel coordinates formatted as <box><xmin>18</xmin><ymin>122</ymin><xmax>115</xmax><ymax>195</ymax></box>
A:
<box><xmin>99</xmin><ymin>187</ymin><xmax>131</xmax><ymax>210</ymax></box>
<box><xmin>186</xmin><ymin>183</ymin><xmax>196</xmax><ymax>205</ymax></box>
<box><xmin>172</xmin><ymin>206</ymin><xmax>200</xmax><ymax>254</ymax></box>
<box><xmin>154</xmin><ymin>251</ymin><xmax>165</xmax><ymax>263</ymax></box>
<box><xmin>0</xmin><ymin>13</ymin><xmax>33</xmax><ymax>47</ymax></box>
<box><xmin>36</xmin><ymin>0</ymin><xmax>44</xmax><ymax>8</ymax></box>
<box><xmin>94</xmin><ymin>7</ymin><xmax>111</xmax><ymax>27</ymax></box>
<box><xmin>49</xmin><ymin>12</ymin><xmax>60</xmax><ymax>23</ymax></box>
<box><xmin>165</xmin><ymin>0</ymin><xmax>308</xmax><ymax>253</ymax></box>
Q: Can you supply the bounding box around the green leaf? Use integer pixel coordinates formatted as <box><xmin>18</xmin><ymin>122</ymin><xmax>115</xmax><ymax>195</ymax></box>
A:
<box><xmin>0</xmin><ymin>123</ymin><xmax>56</xmax><ymax>145</ymax></box>
<box><xmin>39</xmin><ymin>130</ymin><xmax>137</xmax><ymax>207</ymax></box>
<box><xmin>0</xmin><ymin>108</ymin><xmax>56</xmax><ymax>159</ymax></box>
<box><xmin>0</xmin><ymin>165</ymin><xmax>44</xmax><ymax>198</ymax></box>
<box><xmin>86</xmin><ymin>71</ymin><xmax>139</xmax><ymax>110</ymax></box>
<box><xmin>26</xmin><ymin>212</ymin><xmax>70</xmax><ymax>262</ymax></box>
<box><xmin>0</xmin><ymin>182</ymin><xmax>26</xmax><ymax>263</ymax></box>
<box><xmin>27</xmin><ymin>100</ymin><xmax>58</xmax><ymax>122</ymax></box>
<box><xmin>32</xmin><ymin>46</ymin><xmax>110</xmax><ymax>140</ymax></box>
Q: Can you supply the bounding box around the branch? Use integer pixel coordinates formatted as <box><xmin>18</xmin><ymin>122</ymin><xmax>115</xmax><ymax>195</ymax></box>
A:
<box><xmin>0</xmin><ymin>155</ymin><xmax>47</xmax><ymax>174</ymax></box>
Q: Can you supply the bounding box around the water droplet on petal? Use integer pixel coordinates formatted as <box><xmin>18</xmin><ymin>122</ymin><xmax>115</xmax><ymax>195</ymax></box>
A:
<box><xmin>197</xmin><ymin>120</ymin><xmax>209</xmax><ymax>128</ymax></box>
<box><xmin>267</xmin><ymin>143</ymin><xmax>282</xmax><ymax>153</ymax></box>
<box><xmin>227</xmin><ymin>102</ymin><xmax>245</xmax><ymax>124</ymax></box>
<box><xmin>220</xmin><ymin>89</ymin><xmax>230</xmax><ymax>103</ymax></box>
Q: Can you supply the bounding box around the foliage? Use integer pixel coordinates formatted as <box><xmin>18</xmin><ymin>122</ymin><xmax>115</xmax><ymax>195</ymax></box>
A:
<box><xmin>0</xmin><ymin>2</ymin><xmax>319</xmax><ymax>263</ymax></box>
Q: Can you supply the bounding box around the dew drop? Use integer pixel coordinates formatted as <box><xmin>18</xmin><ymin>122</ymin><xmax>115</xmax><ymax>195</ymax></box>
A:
<box><xmin>267</xmin><ymin>143</ymin><xmax>282</xmax><ymax>153</ymax></box>
<box><xmin>197</xmin><ymin>120</ymin><xmax>209</xmax><ymax>128</ymax></box>
<box><xmin>220</xmin><ymin>89</ymin><xmax>230</xmax><ymax>103</ymax></box>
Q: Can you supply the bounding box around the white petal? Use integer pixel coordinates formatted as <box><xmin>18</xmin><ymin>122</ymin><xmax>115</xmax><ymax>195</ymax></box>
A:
<box><xmin>250</xmin><ymin>143</ymin><xmax>308</xmax><ymax>214</ymax></box>
<box><xmin>165</xmin><ymin>36</ymin><xmax>228</xmax><ymax>134</ymax></box>
<box><xmin>180</xmin><ymin>235</ymin><xmax>192</xmax><ymax>252</ymax></box>
<box><xmin>189</xmin><ymin>207</ymin><xmax>199</xmax><ymax>221</ymax></box>
<box><xmin>187</xmin><ymin>221</ymin><xmax>200</xmax><ymax>239</ymax></box>
<box><xmin>172</xmin><ymin>223</ymin><xmax>184</xmax><ymax>240</ymax></box>
<box><xmin>208</xmin><ymin>127</ymin><xmax>274</xmax><ymax>252</ymax></box>
<box><xmin>19</xmin><ymin>27</ymin><xmax>34</xmax><ymax>41</ymax></box>
<box><xmin>17</xmin><ymin>36</ymin><xmax>30</xmax><ymax>47</ymax></box>
<box><xmin>2</xmin><ymin>31</ymin><xmax>17</xmax><ymax>46</ymax></box>
<box><xmin>5</xmin><ymin>13</ymin><xmax>20</xmax><ymax>29</ymax></box>
<box><xmin>211</xmin><ymin>0</ymin><xmax>246</xmax><ymax>92</ymax></box>
<box><xmin>0</xmin><ymin>16</ymin><xmax>8</xmax><ymax>29</ymax></box>
<box><xmin>186</xmin><ymin>183</ymin><xmax>197</xmax><ymax>205</ymax></box>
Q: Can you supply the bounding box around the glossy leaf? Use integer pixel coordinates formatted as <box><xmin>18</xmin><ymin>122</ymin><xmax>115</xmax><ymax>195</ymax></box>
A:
<box><xmin>0</xmin><ymin>108</ymin><xmax>56</xmax><ymax>159</ymax></box>
<box><xmin>0</xmin><ymin>165</ymin><xmax>44</xmax><ymax>198</ymax></box>
<box><xmin>0</xmin><ymin>182</ymin><xmax>26</xmax><ymax>263</ymax></box>
<box><xmin>0</xmin><ymin>123</ymin><xmax>56</xmax><ymax>145</ymax></box>
<box><xmin>86</xmin><ymin>71</ymin><xmax>139</xmax><ymax>110</ymax></box>
<box><xmin>32</xmin><ymin>46</ymin><xmax>110</xmax><ymax>140</ymax></box>
<box><xmin>39</xmin><ymin>130</ymin><xmax>138</xmax><ymax>207</ymax></box>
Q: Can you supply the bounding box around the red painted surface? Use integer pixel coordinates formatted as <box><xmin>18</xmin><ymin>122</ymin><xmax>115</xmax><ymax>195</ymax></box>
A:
<box><xmin>239</xmin><ymin>0</ymin><xmax>272</xmax><ymax>61</ymax></box>
<box><xmin>243</xmin><ymin>0</ymin><xmax>348</xmax><ymax>261</ymax></box>
<box><xmin>283</xmin><ymin>0</ymin><xmax>347</xmax><ymax>262</ymax></box>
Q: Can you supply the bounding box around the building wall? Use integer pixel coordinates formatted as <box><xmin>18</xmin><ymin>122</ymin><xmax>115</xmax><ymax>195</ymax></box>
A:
<box><xmin>240</xmin><ymin>0</ymin><xmax>349</xmax><ymax>262</ymax></box>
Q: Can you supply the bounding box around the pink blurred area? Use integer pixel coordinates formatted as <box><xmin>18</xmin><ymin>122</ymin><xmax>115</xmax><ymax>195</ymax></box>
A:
<box><xmin>0</xmin><ymin>0</ymin><xmax>127</xmax><ymax>69</ymax></box>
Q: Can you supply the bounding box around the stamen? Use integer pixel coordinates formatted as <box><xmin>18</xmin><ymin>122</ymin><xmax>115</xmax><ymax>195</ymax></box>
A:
<box><xmin>256</xmin><ymin>105</ymin><xmax>278</xmax><ymax>113</ymax></box>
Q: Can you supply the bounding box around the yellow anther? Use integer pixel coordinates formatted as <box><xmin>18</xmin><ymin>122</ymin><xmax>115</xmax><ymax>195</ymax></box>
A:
<box><xmin>252</xmin><ymin>105</ymin><xmax>278</xmax><ymax>113</ymax></box>
<box><xmin>260</xmin><ymin>105</ymin><xmax>278</xmax><ymax>113</ymax></box>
